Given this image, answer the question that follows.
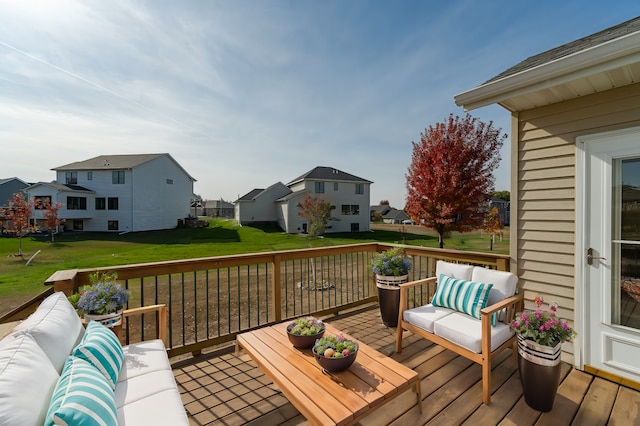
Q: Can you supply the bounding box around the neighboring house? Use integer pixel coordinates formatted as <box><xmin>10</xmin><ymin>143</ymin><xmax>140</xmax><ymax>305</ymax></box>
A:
<box><xmin>455</xmin><ymin>17</ymin><xmax>640</xmax><ymax>386</ymax></box>
<box><xmin>381</xmin><ymin>208</ymin><xmax>410</xmax><ymax>224</ymax></box>
<box><xmin>488</xmin><ymin>198</ymin><xmax>510</xmax><ymax>226</ymax></box>
<box><xmin>26</xmin><ymin>154</ymin><xmax>195</xmax><ymax>233</ymax></box>
<box><xmin>0</xmin><ymin>177</ymin><xmax>29</xmax><ymax>207</ymax></box>
<box><xmin>202</xmin><ymin>199</ymin><xmax>235</xmax><ymax>218</ymax></box>
<box><xmin>370</xmin><ymin>204</ymin><xmax>392</xmax><ymax>221</ymax></box>
<box><xmin>236</xmin><ymin>166</ymin><xmax>372</xmax><ymax>233</ymax></box>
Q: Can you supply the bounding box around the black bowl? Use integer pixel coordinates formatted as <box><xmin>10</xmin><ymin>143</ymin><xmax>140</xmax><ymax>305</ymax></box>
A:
<box><xmin>286</xmin><ymin>323</ymin><xmax>325</xmax><ymax>349</ymax></box>
<box><xmin>312</xmin><ymin>346</ymin><xmax>358</xmax><ymax>372</ymax></box>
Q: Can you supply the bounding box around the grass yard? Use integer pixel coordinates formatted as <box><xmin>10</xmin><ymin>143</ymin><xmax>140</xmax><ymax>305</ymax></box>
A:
<box><xmin>0</xmin><ymin>218</ymin><xmax>508</xmax><ymax>314</ymax></box>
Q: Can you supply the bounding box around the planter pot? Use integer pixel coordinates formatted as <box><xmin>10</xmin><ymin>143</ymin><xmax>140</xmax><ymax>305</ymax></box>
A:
<box><xmin>376</xmin><ymin>274</ymin><xmax>408</xmax><ymax>327</ymax></box>
<box><xmin>517</xmin><ymin>335</ymin><xmax>562</xmax><ymax>412</ymax></box>
<box><xmin>84</xmin><ymin>310</ymin><xmax>123</xmax><ymax>328</ymax></box>
<box><xmin>313</xmin><ymin>346</ymin><xmax>358</xmax><ymax>372</ymax></box>
<box><xmin>286</xmin><ymin>322</ymin><xmax>325</xmax><ymax>349</ymax></box>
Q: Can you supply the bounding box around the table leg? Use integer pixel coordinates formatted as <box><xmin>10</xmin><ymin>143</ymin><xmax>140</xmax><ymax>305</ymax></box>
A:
<box><xmin>415</xmin><ymin>381</ymin><xmax>422</xmax><ymax>414</ymax></box>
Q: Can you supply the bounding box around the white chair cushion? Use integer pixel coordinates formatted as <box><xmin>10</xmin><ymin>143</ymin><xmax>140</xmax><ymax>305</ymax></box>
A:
<box><xmin>435</xmin><ymin>260</ymin><xmax>473</xmax><ymax>281</ymax></box>
<box><xmin>402</xmin><ymin>304</ymin><xmax>454</xmax><ymax>333</ymax></box>
<box><xmin>12</xmin><ymin>292</ymin><xmax>84</xmax><ymax>372</ymax></box>
<box><xmin>118</xmin><ymin>339</ymin><xmax>172</xmax><ymax>381</ymax></box>
<box><xmin>116</xmin><ymin>387</ymin><xmax>189</xmax><ymax>425</ymax></box>
<box><xmin>433</xmin><ymin>312</ymin><xmax>513</xmax><ymax>353</ymax></box>
<box><xmin>0</xmin><ymin>333</ymin><xmax>60</xmax><ymax>426</ymax></box>
<box><xmin>471</xmin><ymin>267</ymin><xmax>518</xmax><ymax>306</ymax></box>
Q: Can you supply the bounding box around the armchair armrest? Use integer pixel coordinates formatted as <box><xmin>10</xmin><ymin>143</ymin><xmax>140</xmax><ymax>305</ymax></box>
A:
<box><xmin>398</xmin><ymin>277</ymin><xmax>438</xmax><ymax>323</ymax></box>
<box><xmin>123</xmin><ymin>304</ymin><xmax>168</xmax><ymax>347</ymax></box>
<box><xmin>480</xmin><ymin>293</ymin><xmax>524</xmax><ymax>317</ymax></box>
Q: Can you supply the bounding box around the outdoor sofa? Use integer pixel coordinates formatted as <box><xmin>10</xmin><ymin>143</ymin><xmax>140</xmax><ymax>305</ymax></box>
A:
<box><xmin>396</xmin><ymin>260</ymin><xmax>524</xmax><ymax>404</ymax></box>
<box><xmin>0</xmin><ymin>291</ymin><xmax>189</xmax><ymax>425</ymax></box>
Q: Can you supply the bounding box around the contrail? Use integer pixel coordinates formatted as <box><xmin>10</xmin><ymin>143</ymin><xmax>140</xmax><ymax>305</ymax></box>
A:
<box><xmin>0</xmin><ymin>39</ymin><xmax>206</xmax><ymax>136</ymax></box>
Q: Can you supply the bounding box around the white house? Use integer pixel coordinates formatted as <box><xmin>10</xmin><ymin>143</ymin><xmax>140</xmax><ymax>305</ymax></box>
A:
<box><xmin>236</xmin><ymin>166</ymin><xmax>372</xmax><ymax>234</ymax></box>
<box><xmin>26</xmin><ymin>154</ymin><xmax>196</xmax><ymax>233</ymax></box>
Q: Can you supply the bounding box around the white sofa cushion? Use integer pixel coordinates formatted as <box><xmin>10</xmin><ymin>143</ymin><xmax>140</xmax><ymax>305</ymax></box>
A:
<box><xmin>436</xmin><ymin>260</ymin><xmax>474</xmax><ymax>281</ymax></box>
<box><xmin>433</xmin><ymin>312</ymin><xmax>514</xmax><ymax>353</ymax></box>
<box><xmin>45</xmin><ymin>356</ymin><xmax>118</xmax><ymax>426</ymax></box>
<box><xmin>0</xmin><ymin>333</ymin><xmax>60</xmax><ymax>426</ymax></box>
<box><xmin>402</xmin><ymin>304</ymin><xmax>454</xmax><ymax>333</ymax></box>
<box><xmin>115</xmin><ymin>339</ymin><xmax>190</xmax><ymax>425</ymax></box>
<box><xmin>471</xmin><ymin>267</ymin><xmax>518</xmax><ymax>307</ymax></box>
<box><xmin>432</xmin><ymin>275</ymin><xmax>493</xmax><ymax>320</ymax></box>
<box><xmin>12</xmin><ymin>292</ymin><xmax>84</xmax><ymax>372</ymax></box>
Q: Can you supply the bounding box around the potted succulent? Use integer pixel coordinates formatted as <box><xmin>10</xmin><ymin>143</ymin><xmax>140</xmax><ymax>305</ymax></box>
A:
<box><xmin>371</xmin><ymin>247</ymin><xmax>412</xmax><ymax>327</ymax></box>
<box><xmin>74</xmin><ymin>271</ymin><xmax>130</xmax><ymax>328</ymax></box>
<box><xmin>312</xmin><ymin>333</ymin><xmax>358</xmax><ymax>372</ymax></box>
<box><xmin>286</xmin><ymin>316</ymin><xmax>325</xmax><ymax>348</ymax></box>
<box><xmin>511</xmin><ymin>296</ymin><xmax>576</xmax><ymax>411</ymax></box>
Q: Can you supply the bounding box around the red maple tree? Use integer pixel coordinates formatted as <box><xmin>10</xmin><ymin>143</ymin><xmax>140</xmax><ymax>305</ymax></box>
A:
<box><xmin>2</xmin><ymin>192</ymin><xmax>34</xmax><ymax>255</ymax></box>
<box><xmin>405</xmin><ymin>114</ymin><xmax>506</xmax><ymax>248</ymax></box>
<box><xmin>42</xmin><ymin>199</ymin><xmax>65</xmax><ymax>242</ymax></box>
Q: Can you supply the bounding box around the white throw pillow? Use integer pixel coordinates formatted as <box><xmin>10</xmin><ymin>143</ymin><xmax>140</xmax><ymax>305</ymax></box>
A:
<box><xmin>435</xmin><ymin>260</ymin><xmax>474</xmax><ymax>281</ymax></box>
<box><xmin>0</xmin><ymin>333</ymin><xmax>60</xmax><ymax>426</ymax></box>
<box><xmin>12</xmin><ymin>291</ymin><xmax>84</xmax><ymax>372</ymax></box>
<box><xmin>471</xmin><ymin>267</ymin><xmax>518</xmax><ymax>306</ymax></box>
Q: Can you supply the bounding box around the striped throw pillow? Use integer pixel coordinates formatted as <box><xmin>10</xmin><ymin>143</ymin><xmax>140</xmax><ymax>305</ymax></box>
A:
<box><xmin>432</xmin><ymin>274</ymin><xmax>493</xmax><ymax>320</ymax></box>
<box><xmin>45</xmin><ymin>356</ymin><xmax>118</xmax><ymax>426</ymax></box>
<box><xmin>72</xmin><ymin>321</ymin><xmax>124</xmax><ymax>390</ymax></box>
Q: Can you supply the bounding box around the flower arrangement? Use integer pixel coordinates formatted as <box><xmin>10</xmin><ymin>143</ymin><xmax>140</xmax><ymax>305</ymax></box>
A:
<box><xmin>313</xmin><ymin>333</ymin><xmax>358</xmax><ymax>358</ymax></box>
<box><xmin>511</xmin><ymin>296</ymin><xmax>576</xmax><ymax>347</ymax></box>
<box><xmin>288</xmin><ymin>316</ymin><xmax>325</xmax><ymax>336</ymax></box>
<box><xmin>371</xmin><ymin>247</ymin><xmax>411</xmax><ymax>277</ymax></box>
<box><xmin>74</xmin><ymin>271</ymin><xmax>129</xmax><ymax>316</ymax></box>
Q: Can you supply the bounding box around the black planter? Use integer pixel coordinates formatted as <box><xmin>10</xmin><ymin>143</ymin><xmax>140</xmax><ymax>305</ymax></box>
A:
<box><xmin>517</xmin><ymin>335</ymin><xmax>562</xmax><ymax>412</ymax></box>
<box><xmin>375</xmin><ymin>275</ymin><xmax>407</xmax><ymax>327</ymax></box>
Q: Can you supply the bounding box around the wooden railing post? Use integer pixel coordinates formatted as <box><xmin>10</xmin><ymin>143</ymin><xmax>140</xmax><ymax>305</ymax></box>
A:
<box><xmin>272</xmin><ymin>255</ymin><xmax>282</xmax><ymax>323</ymax></box>
<box><xmin>45</xmin><ymin>270</ymin><xmax>80</xmax><ymax>296</ymax></box>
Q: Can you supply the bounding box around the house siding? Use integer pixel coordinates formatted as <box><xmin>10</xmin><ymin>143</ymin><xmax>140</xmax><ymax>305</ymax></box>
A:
<box><xmin>513</xmin><ymin>81</ymin><xmax>640</xmax><ymax>362</ymax></box>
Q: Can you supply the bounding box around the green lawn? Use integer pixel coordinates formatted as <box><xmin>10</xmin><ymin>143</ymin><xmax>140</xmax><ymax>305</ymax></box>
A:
<box><xmin>0</xmin><ymin>218</ymin><xmax>508</xmax><ymax>305</ymax></box>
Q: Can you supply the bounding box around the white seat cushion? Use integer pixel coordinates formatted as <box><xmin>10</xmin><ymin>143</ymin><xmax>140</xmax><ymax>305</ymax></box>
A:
<box><xmin>118</xmin><ymin>339</ymin><xmax>172</xmax><ymax>381</ymax></box>
<box><xmin>12</xmin><ymin>292</ymin><xmax>84</xmax><ymax>372</ymax></box>
<box><xmin>433</xmin><ymin>312</ymin><xmax>514</xmax><ymax>353</ymax></box>
<box><xmin>0</xmin><ymin>333</ymin><xmax>60</xmax><ymax>426</ymax></box>
<box><xmin>436</xmin><ymin>260</ymin><xmax>473</xmax><ymax>281</ymax></box>
<box><xmin>403</xmin><ymin>304</ymin><xmax>454</xmax><ymax>333</ymax></box>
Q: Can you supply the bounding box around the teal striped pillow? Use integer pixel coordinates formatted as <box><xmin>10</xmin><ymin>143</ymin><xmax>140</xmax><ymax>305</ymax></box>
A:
<box><xmin>72</xmin><ymin>321</ymin><xmax>124</xmax><ymax>390</ymax></box>
<box><xmin>432</xmin><ymin>274</ymin><xmax>493</xmax><ymax>320</ymax></box>
<box><xmin>45</xmin><ymin>356</ymin><xmax>118</xmax><ymax>426</ymax></box>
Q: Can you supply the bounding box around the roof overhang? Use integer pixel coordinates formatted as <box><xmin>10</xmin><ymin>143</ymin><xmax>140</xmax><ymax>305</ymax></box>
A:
<box><xmin>454</xmin><ymin>31</ymin><xmax>640</xmax><ymax>112</ymax></box>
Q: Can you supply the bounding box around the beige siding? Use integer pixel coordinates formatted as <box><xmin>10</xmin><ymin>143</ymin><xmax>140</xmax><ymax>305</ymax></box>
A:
<box><xmin>513</xmin><ymin>82</ymin><xmax>640</xmax><ymax>362</ymax></box>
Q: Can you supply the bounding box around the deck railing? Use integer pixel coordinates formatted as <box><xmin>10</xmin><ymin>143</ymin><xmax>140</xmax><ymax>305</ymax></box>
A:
<box><xmin>42</xmin><ymin>242</ymin><xmax>509</xmax><ymax>358</ymax></box>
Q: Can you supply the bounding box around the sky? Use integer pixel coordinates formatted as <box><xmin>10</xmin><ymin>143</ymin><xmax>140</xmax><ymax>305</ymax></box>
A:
<box><xmin>1</xmin><ymin>1</ymin><xmax>639</xmax><ymax>208</ymax></box>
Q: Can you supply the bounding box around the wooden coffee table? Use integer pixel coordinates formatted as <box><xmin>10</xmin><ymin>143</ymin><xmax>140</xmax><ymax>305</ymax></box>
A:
<box><xmin>236</xmin><ymin>322</ymin><xmax>421</xmax><ymax>426</ymax></box>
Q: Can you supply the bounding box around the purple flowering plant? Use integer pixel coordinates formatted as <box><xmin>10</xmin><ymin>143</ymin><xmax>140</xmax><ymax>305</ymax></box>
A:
<box><xmin>371</xmin><ymin>247</ymin><xmax>411</xmax><ymax>276</ymax></box>
<box><xmin>75</xmin><ymin>271</ymin><xmax>129</xmax><ymax>315</ymax></box>
<box><xmin>511</xmin><ymin>296</ymin><xmax>576</xmax><ymax>347</ymax></box>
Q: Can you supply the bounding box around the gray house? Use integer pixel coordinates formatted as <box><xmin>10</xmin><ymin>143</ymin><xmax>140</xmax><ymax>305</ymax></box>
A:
<box><xmin>0</xmin><ymin>177</ymin><xmax>29</xmax><ymax>207</ymax></box>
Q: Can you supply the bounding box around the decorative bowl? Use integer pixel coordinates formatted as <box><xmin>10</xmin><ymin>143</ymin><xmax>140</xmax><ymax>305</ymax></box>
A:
<box><xmin>286</xmin><ymin>320</ymin><xmax>325</xmax><ymax>349</ymax></box>
<box><xmin>312</xmin><ymin>345</ymin><xmax>358</xmax><ymax>372</ymax></box>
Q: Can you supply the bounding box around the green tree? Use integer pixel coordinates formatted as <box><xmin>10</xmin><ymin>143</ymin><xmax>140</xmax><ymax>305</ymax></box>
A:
<box><xmin>405</xmin><ymin>114</ymin><xmax>506</xmax><ymax>248</ymax></box>
<box><xmin>493</xmin><ymin>190</ymin><xmax>510</xmax><ymax>201</ymax></box>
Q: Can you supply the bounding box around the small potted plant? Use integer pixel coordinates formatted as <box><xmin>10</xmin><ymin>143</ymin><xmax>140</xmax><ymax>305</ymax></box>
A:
<box><xmin>74</xmin><ymin>271</ymin><xmax>130</xmax><ymax>328</ymax></box>
<box><xmin>511</xmin><ymin>296</ymin><xmax>576</xmax><ymax>412</ymax></box>
<box><xmin>371</xmin><ymin>247</ymin><xmax>412</xmax><ymax>327</ymax></box>
<box><xmin>286</xmin><ymin>316</ymin><xmax>325</xmax><ymax>348</ymax></box>
<box><xmin>312</xmin><ymin>333</ymin><xmax>358</xmax><ymax>372</ymax></box>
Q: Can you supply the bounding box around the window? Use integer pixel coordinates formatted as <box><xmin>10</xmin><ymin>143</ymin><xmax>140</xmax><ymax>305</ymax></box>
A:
<box><xmin>112</xmin><ymin>171</ymin><xmax>125</xmax><ymax>184</ymax></box>
<box><xmin>315</xmin><ymin>182</ymin><xmax>325</xmax><ymax>193</ymax></box>
<box><xmin>108</xmin><ymin>197</ymin><xmax>119</xmax><ymax>210</ymax></box>
<box><xmin>166</xmin><ymin>179</ymin><xmax>173</xmax><ymax>184</ymax></box>
<box><xmin>351</xmin><ymin>223</ymin><xmax>360</xmax><ymax>232</ymax></box>
<box><xmin>72</xmin><ymin>220</ymin><xmax>83</xmax><ymax>230</ymax></box>
<box><xmin>355</xmin><ymin>184</ymin><xmax>364</xmax><ymax>194</ymax></box>
<box><xmin>65</xmin><ymin>172</ymin><xmax>77</xmax><ymax>184</ymax></box>
<box><xmin>334</xmin><ymin>182</ymin><xmax>339</xmax><ymax>191</ymax></box>
<box><xmin>34</xmin><ymin>196</ymin><xmax>51</xmax><ymax>209</ymax></box>
<box><xmin>108</xmin><ymin>220</ymin><xmax>119</xmax><ymax>231</ymax></box>
<box><xmin>87</xmin><ymin>171</ymin><xmax>93</xmax><ymax>180</ymax></box>
<box><xmin>67</xmin><ymin>196</ymin><xmax>87</xmax><ymax>210</ymax></box>
<box><xmin>95</xmin><ymin>198</ymin><xmax>106</xmax><ymax>210</ymax></box>
<box><xmin>341</xmin><ymin>204</ymin><xmax>360</xmax><ymax>215</ymax></box>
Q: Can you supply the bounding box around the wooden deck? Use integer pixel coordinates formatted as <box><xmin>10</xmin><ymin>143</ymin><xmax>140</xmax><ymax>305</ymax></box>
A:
<box><xmin>173</xmin><ymin>305</ymin><xmax>640</xmax><ymax>425</ymax></box>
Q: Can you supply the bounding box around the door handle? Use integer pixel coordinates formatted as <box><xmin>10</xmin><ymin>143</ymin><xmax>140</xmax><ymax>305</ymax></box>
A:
<box><xmin>587</xmin><ymin>248</ymin><xmax>606</xmax><ymax>265</ymax></box>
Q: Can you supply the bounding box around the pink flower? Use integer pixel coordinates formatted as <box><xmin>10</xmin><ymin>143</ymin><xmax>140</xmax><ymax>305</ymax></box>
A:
<box><xmin>550</xmin><ymin>302</ymin><xmax>558</xmax><ymax>312</ymax></box>
<box><xmin>534</xmin><ymin>296</ymin><xmax>544</xmax><ymax>308</ymax></box>
<box><xmin>342</xmin><ymin>349</ymin><xmax>350</xmax><ymax>356</ymax></box>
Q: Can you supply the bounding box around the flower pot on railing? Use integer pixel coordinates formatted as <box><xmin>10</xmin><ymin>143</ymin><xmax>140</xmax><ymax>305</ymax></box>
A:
<box><xmin>84</xmin><ymin>310</ymin><xmax>123</xmax><ymax>328</ymax></box>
